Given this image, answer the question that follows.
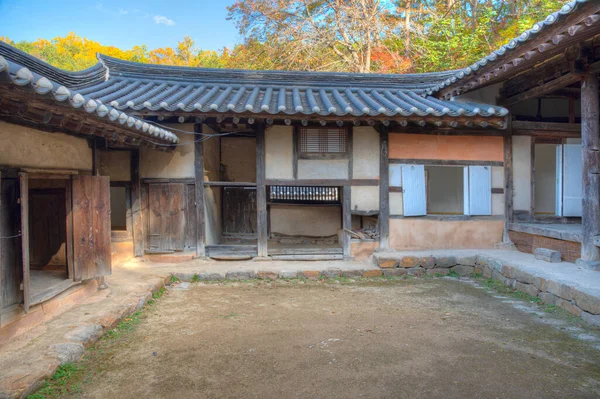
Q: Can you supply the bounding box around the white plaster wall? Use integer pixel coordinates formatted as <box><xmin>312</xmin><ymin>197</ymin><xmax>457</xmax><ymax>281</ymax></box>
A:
<box><xmin>352</xmin><ymin>127</ymin><xmax>379</xmax><ymax>179</ymax></box>
<box><xmin>0</xmin><ymin>121</ymin><xmax>91</xmax><ymax>170</ymax></box>
<box><xmin>141</xmin><ymin>125</ymin><xmax>194</xmax><ymax>178</ymax></box>
<box><xmin>98</xmin><ymin>150</ymin><xmax>130</xmax><ymax>181</ymax></box>
<box><xmin>205</xmin><ymin>186</ymin><xmax>221</xmax><ymax>245</ymax></box>
<box><xmin>512</xmin><ymin>136</ymin><xmax>532</xmax><ymax>211</ymax></box>
<box><xmin>351</xmin><ymin>186</ymin><xmax>379</xmax><ymax>212</ymax></box>
<box><xmin>390</xmin><ymin>192</ymin><xmax>403</xmax><ymax>215</ymax></box>
<box><xmin>270</xmin><ymin>205</ymin><xmax>340</xmax><ymax>237</ymax></box>
<box><xmin>298</xmin><ymin>159</ymin><xmax>348</xmax><ymax>179</ymax></box>
<box><xmin>455</xmin><ymin>83</ymin><xmax>501</xmax><ymax>105</ymax></box>
<box><xmin>492</xmin><ymin>193</ymin><xmax>504</xmax><ymax>216</ymax></box>
<box><xmin>491</xmin><ymin>166</ymin><xmax>504</xmax><ymax>188</ymax></box>
<box><xmin>266</xmin><ymin>125</ymin><xmax>293</xmax><ymax>179</ymax></box>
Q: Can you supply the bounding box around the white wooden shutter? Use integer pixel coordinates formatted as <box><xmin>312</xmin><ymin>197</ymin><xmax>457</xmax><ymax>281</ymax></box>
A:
<box><xmin>401</xmin><ymin>164</ymin><xmax>426</xmax><ymax>216</ymax></box>
<box><xmin>562</xmin><ymin>144</ymin><xmax>582</xmax><ymax>217</ymax></box>
<box><xmin>555</xmin><ymin>145</ymin><xmax>563</xmax><ymax>216</ymax></box>
<box><xmin>389</xmin><ymin>164</ymin><xmax>402</xmax><ymax>187</ymax></box>
<box><xmin>466</xmin><ymin>166</ymin><xmax>491</xmax><ymax>215</ymax></box>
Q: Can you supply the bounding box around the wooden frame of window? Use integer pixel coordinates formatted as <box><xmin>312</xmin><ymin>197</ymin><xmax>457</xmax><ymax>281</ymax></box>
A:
<box><xmin>296</xmin><ymin>126</ymin><xmax>349</xmax><ymax>160</ymax></box>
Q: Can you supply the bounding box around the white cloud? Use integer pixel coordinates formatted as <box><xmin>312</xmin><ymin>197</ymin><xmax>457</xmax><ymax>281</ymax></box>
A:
<box><xmin>119</xmin><ymin>9</ymin><xmax>128</xmax><ymax>15</ymax></box>
<box><xmin>153</xmin><ymin>15</ymin><xmax>175</xmax><ymax>26</ymax></box>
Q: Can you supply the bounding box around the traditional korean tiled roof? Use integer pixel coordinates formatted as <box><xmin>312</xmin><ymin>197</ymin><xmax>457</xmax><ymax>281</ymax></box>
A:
<box><xmin>428</xmin><ymin>0</ymin><xmax>598</xmax><ymax>97</ymax></box>
<box><xmin>0</xmin><ymin>46</ymin><xmax>179</xmax><ymax>144</ymax></box>
<box><xmin>0</xmin><ymin>41</ymin><xmax>508</xmax><ymax>121</ymax></box>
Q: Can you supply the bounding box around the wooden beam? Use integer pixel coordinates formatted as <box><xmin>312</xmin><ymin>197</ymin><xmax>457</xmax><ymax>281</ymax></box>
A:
<box><xmin>512</xmin><ymin>121</ymin><xmax>582</xmax><ymax>137</ymax></box>
<box><xmin>256</xmin><ymin>123</ymin><xmax>268</xmax><ymax>258</ymax></box>
<box><xmin>502</xmin><ymin>73</ymin><xmax>582</xmax><ymax>106</ymax></box>
<box><xmin>342</xmin><ymin>185</ymin><xmax>351</xmax><ymax>259</ymax></box>
<box><xmin>389</xmin><ymin>159</ymin><xmax>503</xmax><ymax>167</ymax></box>
<box><xmin>130</xmin><ymin>149</ymin><xmax>144</xmax><ymax>257</ymax></box>
<box><xmin>580</xmin><ymin>73</ymin><xmax>600</xmax><ymax>265</ymax></box>
<box><xmin>503</xmin><ymin>120</ymin><xmax>514</xmax><ymax>243</ymax></box>
<box><xmin>194</xmin><ymin>124</ymin><xmax>206</xmax><ymax>258</ymax></box>
<box><xmin>378</xmin><ymin>127</ymin><xmax>390</xmax><ymax>250</ymax></box>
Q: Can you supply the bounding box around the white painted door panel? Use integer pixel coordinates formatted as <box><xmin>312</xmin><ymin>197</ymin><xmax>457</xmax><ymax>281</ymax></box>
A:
<box><xmin>555</xmin><ymin>145</ymin><xmax>563</xmax><ymax>216</ymax></box>
<box><xmin>467</xmin><ymin>166</ymin><xmax>492</xmax><ymax>215</ymax></box>
<box><xmin>562</xmin><ymin>144</ymin><xmax>582</xmax><ymax>217</ymax></box>
<box><xmin>401</xmin><ymin>164</ymin><xmax>426</xmax><ymax>216</ymax></box>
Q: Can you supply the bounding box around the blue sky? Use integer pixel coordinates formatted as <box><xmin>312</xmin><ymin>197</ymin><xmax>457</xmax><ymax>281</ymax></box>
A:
<box><xmin>0</xmin><ymin>0</ymin><xmax>239</xmax><ymax>51</ymax></box>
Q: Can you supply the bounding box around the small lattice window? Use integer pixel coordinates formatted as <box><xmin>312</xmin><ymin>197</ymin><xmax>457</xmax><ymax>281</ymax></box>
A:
<box><xmin>268</xmin><ymin>186</ymin><xmax>340</xmax><ymax>204</ymax></box>
<box><xmin>299</xmin><ymin>128</ymin><xmax>347</xmax><ymax>154</ymax></box>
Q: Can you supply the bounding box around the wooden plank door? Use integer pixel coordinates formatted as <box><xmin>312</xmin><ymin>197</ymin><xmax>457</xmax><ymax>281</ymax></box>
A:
<box><xmin>222</xmin><ymin>187</ymin><xmax>257</xmax><ymax>235</ymax></box>
<box><xmin>147</xmin><ymin>183</ymin><xmax>186</xmax><ymax>252</ymax></box>
<box><xmin>168</xmin><ymin>184</ymin><xmax>185</xmax><ymax>251</ymax></box>
<box><xmin>72</xmin><ymin>175</ymin><xmax>111</xmax><ymax>281</ymax></box>
<box><xmin>18</xmin><ymin>173</ymin><xmax>30</xmax><ymax>313</ymax></box>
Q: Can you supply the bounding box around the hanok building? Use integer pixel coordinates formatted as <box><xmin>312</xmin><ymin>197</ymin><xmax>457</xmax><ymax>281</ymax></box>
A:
<box><xmin>0</xmin><ymin>1</ymin><xmax>599</xmax><ymax>329</ymax></box>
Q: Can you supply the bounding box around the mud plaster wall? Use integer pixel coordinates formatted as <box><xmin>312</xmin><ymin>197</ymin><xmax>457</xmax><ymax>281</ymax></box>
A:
<box><xmin>455</xmin><ymin>84</ymin><xmax>501</xmax><ymax>105</ymax></box>
<box><xmin>266</xmin><ymin>126</ymin><xmax>293</xmax><ymax>179</ymax></box>
<box><xmin>0</xmin><ymin>121</ymin><xmax>91</xmax><ymax>170</ymax></box>
<box><xmin>98</xmin><ymin>150</ymin><xmax>130</xmax><ymax>181</ymax></box>
<box><xmin>389</xmin><ymin>133</ymin><xmax>503</xmax><ymax>162</ymax></box>
<box><xmin>512</xmin><ymin>136</ymin><xmax>532</xmax><ymax>211</ymax></box>
<box><xmin>270</xmin><ymin>205</ymin><xmax>341</xmax><ymax>237</ymax></box>
<box><xmin>298</xmin><ymin>159</ymin><xmax>349</xmax><ymax>179</ymax></box>
<box><xmin>352</xmin><ymin>127</ymin><xmax>380</xmax><ymax>179</ymax></box>
<box><xmin>140</xmin><ymin>124</ymin><xmax>194</xmax><ymax>178</ymax></box>
<box><xmin>203</xmin><ymin>125</ymin><xmax>222</xmax><ymax>244</ymax></box>
<box><xmin>221</xmin><ymin>137</ymin><xmax>256</xmax><ymax>182</ymax></box>
<box><xmin>390</xmin><ymin>219</ymin><xmax>503</xmax><ymax>250</ymax></box>
<box><xmin>351</xmin><ymin>186</ymin><xmax>379</xmax><ymax>212</ymax></box>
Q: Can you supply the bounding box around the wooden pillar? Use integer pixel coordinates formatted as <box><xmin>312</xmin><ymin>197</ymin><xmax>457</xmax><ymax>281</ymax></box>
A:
<box><xmin>342</xmin><ymin>185</ymin><xmax>352</xmax><ymax>259</ymax></box>
<box><xmin>194</xmin><ymin>124</ymin><xmax>206</xmax><ymax>258</ymax></box>
<box><xmin>579</xmin><ymin>73</ymin><xmax>600</xmax><ymax>267</ymax></box>
<box><xmin>256</xmin><ymin>123</ymin><xmax>268</xmax><ymax>257</ymax></box>
<box><xmin>502</xmin><ymin>119</ymin><xmax>514</xmax><ymax>244</ymax></box>
<box><xmin>91</xmin><ymin>139</ymin><xmax>99</xmax><ymax>176</ymax></box>
<box><xmin>131</xmin><ymin>149</ymin><xmax>144</xmax><ymax>257</ymax></box>
<box><xmin>378</xmin><ymin>127</ymin><xmax>390</xmax><ymax>250</ymax></box>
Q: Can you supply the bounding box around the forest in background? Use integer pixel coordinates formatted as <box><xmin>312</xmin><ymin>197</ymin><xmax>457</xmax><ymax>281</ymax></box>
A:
<box><xmin>1</xmin><ymin>0</ymin><xmax>564</xmax><ymax>74</ymax></box>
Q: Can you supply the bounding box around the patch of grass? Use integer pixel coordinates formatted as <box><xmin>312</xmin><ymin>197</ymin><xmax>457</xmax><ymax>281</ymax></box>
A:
<box><xmin>191</xmin><ymin>274</ymin><xmax>202</xmax><ymax>283</ymax></box>
<box><xmin>447</xmin><ymin>269</ymin><xmax>460</xmax><ymax>278</ymax></box>
<box><xmin>169</xmin><ymin>275</ymin><xmax>180</xmax><ymax>284</ymax></box>
<box><xmin>470</xmin><ymin>272</ymin><xmax>483</xmax><ymax>279</ymax></box>
<box><xmin>27</xmin><ymin>364</ymin><xmax>83</xmax><ymax>399</ymax></box>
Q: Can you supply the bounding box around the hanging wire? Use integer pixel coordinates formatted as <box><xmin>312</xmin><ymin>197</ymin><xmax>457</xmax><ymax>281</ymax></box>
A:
<box><xmin>0</xmin><ymin>232</ymin><xmax>22</xmax><ymax>239</ymax></box>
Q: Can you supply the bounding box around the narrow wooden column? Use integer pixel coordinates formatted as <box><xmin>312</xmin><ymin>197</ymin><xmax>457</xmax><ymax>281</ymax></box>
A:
<box><xmin>194</xmin><ymin>124</ymin><xmax>206</xmax><ymax>258</ymax></box>
<box><xmin>256</xmin><ymin>123</ymin><xmax>268</xmax><ymax>257</ymax></box>
<box><xmin>342</xmin><ymin>185</ymin><xmax>352</xmax><ymax>259</ymax></box>
<box><xmin>579</xmin><ymin>73</ymin><xmax>600</xmax><ymax>266</ymax></box>
<box><xmin>378</xmin><ymin>127</ymin><xmax>390</xmax><ymax>250</ymax></box>
<box><xmin>502</xmin><ymin>120</ymin><xmax>514</xmax><ymax>244</ymax></box>
<box><xmin>131</xmin><ymin>149</ymin><xmax>144</xmax><ymax>257</ymax></box>
<box><xmin>91</xmin><ymin>139</ymin><xmax>99</xmax><ymax>176</ymax></box>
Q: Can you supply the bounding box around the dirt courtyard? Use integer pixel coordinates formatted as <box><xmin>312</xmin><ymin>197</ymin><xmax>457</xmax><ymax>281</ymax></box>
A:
<box><xmin>47</xmin><ymin>278</ymin><xmax>600</xmax><ymax>399</ymax></box>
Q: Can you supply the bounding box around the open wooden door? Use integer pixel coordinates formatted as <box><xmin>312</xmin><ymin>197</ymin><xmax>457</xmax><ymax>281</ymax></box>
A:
<box><xmin>18</xmin><ymin>172</ymin><xmax>30</xmax><ymax>313</ymax></box>
<box><xmin>72</xmin><ymin>175</ymin><xmax>111</xmax><ymax>281</ymax></box>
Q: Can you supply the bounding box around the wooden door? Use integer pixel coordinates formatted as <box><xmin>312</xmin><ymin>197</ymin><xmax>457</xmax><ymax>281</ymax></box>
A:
<box><xmin>222</xmin><ymin>187</ymin><xmax>257</xmax><ymax>236</ymax></box>
<box><xmin>147</xmin><ymin>183</ymin><xmax>185</xmax><ymax>252</ymax></box>
<box><xmin>401</xmin><ymin>165</ymin><xmax>426</xmax><ymax>217</ymax></box>
<box><xmin>72</xmin><ymin>175</ymin><xmax>111</xmax><ymax>281</ymax></box>
<box><xmin>562</xmin><ymin>144</ymin><xmax>583</xmax><ymax>217</ymax></box>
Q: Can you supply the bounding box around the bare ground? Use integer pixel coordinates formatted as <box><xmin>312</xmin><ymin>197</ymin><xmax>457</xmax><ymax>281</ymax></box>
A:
<box><xmin>48</xmin><ymin>278</ymin><xmax>600</xmax><ymax>399</ymax></box>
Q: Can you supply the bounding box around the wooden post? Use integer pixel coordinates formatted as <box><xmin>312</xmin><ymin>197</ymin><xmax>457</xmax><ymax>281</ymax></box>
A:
<box><xmin>19</xmin><ymin>172</ymin><xmax>30</xmax><ymax>313</ymax></box>
<box><xmin>91</xmin><ymin>139</ymin><xmax>99</xmax><ymax>176</ymax></box>
<box><xmin>502</xmin><ymin>119</ymin><xmax>514</xmax><ymax>244</ymax></box>
<box><xmin>378</xmin><ymin>126</ymin><xmax>390</xmax><ymax>250</ymax></box>
<box><xmin>342</xmin><ymin>185</ymin><xmax>352</xmax><ymax>259</ymax></box>
<box><xmin>131</xmin><ymin>149</ymin><xmax>144</xmax><ymax>257</ymax></box>
<box><xmin>194</xmin><ymin>124</ymin><xmax>206</xmax><ymax>258</ymax></box>
<box><xmin>256</xmin><ymin>123</ymin><xmax>268</xmax><ymax>258</ymax></box>
<box><xmin>579</xmin><ymin>73</ymin><xmax>600</xmax><ymax>267</ymax></box>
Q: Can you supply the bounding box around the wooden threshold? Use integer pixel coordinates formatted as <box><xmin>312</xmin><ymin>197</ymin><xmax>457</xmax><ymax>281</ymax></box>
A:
<box><xmin>268</xmin><ymin>247</ymin><xmax>343</xmax><ymax>255</ymax></box>
<box><xmin>30</xmin><ymin>279</ymin><xmax>79</xmax><ymax>307</ymax></box>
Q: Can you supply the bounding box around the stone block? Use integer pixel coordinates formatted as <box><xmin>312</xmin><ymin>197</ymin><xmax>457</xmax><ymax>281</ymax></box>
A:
<box><xmin>342</xmin><ymin>269</ymin><xmax>364</xmax><ymax>278</ymax></box>
<box><xmin>489</xmin><ymin>259</ymin><xmax>503</xmax><ymax>272</ymax></box>
<box><xmin>457</xmin><ymin>255</ymin><xmax>477</xmax><ymax>266</ymax></box>
<box><xmin>322</xmin><ymin>269</ymin><xmax>342</xmax><ymax>278</ymax></box>
<box><xmin>64</xmin><ymin>324</ymin><xmax>103</xmax><ymax>344</ymax></box>
<box><xmin>556</xmin><ymin>298</ymin><xmax>581</xmax><ymax>317</ymax></box>
<box><xmin>378</xmin><ymin>258</ymin><xmax>398</xmax><ymax>269</ymax></box>
<box><xmin>476</xmin><ymin>255</ymin><xmax>490</xmax><ymax>267</ymax></box>
<box><xmin>534</xmin><ymin>248</ymin><xmax>561</xmax><ymax>263</ymax></box>
<box><xmin>225</xmin><ymin>271</ymin><xmax>256</xmax><ymax>280</ymax></box>
<box><xmin>572</xmin><ymin>290</ymin><xmax>600</xmax><ymax>315</ymax></box>
<box><xmin>426</xmin><ymin>268</ymin><xmax>450</xmax><ymax>276</ymax></box>
<box><xmin>383</xmin><ymin>269</ymin><xmax>406</xmax><ymax>277</ymax></box>
<box><xmin>514</xmin><ymin>281</ymin><xmax>540</xmax><ymax>298</ymax></box>
<box><xmin>363</xmin><ymin>270</ymin><xmax>383</xmax><ymax>278</ymax></box>
<box><xmin>480</xmin><ymin>265</ymin><xmax>493</xmax><ymax>279</ymax></box>
<box><xmin>539</xmin><ymin>292</ymin><xmax>559</xmax><ymax>306</ymax></box>
<box><xmin>279</xmin><ymin>270</ymin><xmax>298</xmax><ymax>279</ymax></box>
<box><xmin>400</xmin><ymin>256</ymin><xmax>420</xmax><ymax>268</ymax></box>
<box><xmin>51</xmin><ymin>342</ymin><xmax>85</xmax><ymax>365</ymax></box>
<box><xmin>420</xmin><ymin>256</ymin><xmax>436</xmax><ymax>269</ymax></box>
<box><xmin>407</xmin><ymin>267</ymin><xmax>424</xmax><ymax>277</ymax></box>
<box><xmin>581</xmin><ymin>311</ymin><xmax>600</xmax><ymax>327</ymax></box>
<box><xmin>436</xmin><ymin>256</ymin><xmax>457</xmax><ymax>268</ymax></box>
<box><xmin>545</xmin><ymin>280</ymin><xmax>574</xmax><ymax>301</ymax></box>
<box><xmin>512</xmin><ymin>269</ymin><xmax>534</xmax><ymax>285</ymax></box>
<box><xmin>532</xmin><ymin>276</ymin><xmax>548</xmax><ymax>292</ymax></box>
<box><xmin>452</xmin><ymin>265</ymin><xmax>474</xmax><ymax>276</ymax></box>
<box><xmin>301</xmin><ymin>270</ymin><xmax>320</xmax><ymax>280</ymax></box>
<box><xmin>257</xmin><ymin>271</ymin><xmax>279</xmax><ymax>280</ymax></box>
<box><xmin>500</xmin><ymin>264</ymin><xmax>515</xmax><ymax>279</ymax></box>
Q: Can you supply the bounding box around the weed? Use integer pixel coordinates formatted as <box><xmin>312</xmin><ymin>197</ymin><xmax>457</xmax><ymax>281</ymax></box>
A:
<box><xmin>169</xmin><ymin>275</ymin><xmax>180</xmax><ymax>284</ymax></box>
<box><xmin>470</xmin><ymin>272</ymin><xmax>483</xmax><ymax>279</ymax></box>
<box><xmin>448</xmin><ymin>270</ymin><xmax>460</xmax><ymax>278</ymax></box>
<box><xmin>191</xmin><ymin>274</ymin><xmax>202</xmax><ymax>283</ymax></box>
<box><xmin>152</xmin><ymin>287</ymin><xmax>165</xmax><ymax>299</ymax></box>
<box><xmin>27</xmin><ymin>364</ymin><xmax>82</xmax><ymax>399</ymax></box>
